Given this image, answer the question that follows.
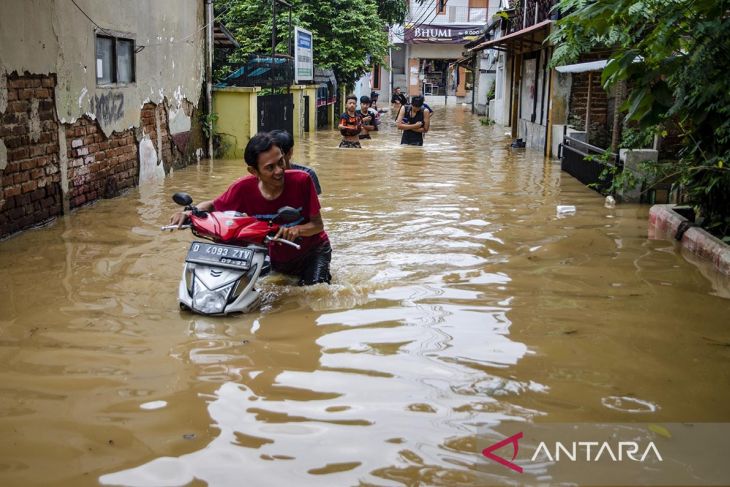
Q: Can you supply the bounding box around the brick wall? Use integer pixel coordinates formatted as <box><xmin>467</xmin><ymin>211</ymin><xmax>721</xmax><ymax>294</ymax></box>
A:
<box><xmin>140</xmin><ymin>102</ymin><xmax>175</xmax><ymax>171</ymax></box>
<box><xmin>568</xmin><ymin>71</ymin><xmax>609</xmax><ymax>129</ymax></box>
<box><xmin>0</xmin><ymin>73</ymin><xmax>63</xmax><ymax>236</ymax></box>
<box><xmin>1</xmin><ymin>72</ymin><xmax>194</xmax><ymax>239</ymax></box>
<box><xmin>64</xmin><ymin>117</ymin><xmax>137</xmax><ymax>208</ymax></box>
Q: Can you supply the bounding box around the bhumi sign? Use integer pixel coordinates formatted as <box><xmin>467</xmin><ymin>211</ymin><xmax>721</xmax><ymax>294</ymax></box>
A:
<box><xmin>404</xmin><ymin>24</ymin><xmax>482</xmax><ymax>44</ymax></box>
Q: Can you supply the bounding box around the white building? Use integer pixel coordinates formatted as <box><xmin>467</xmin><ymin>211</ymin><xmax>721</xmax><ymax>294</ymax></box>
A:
<box><xmin>387</xmin><ymin>0</ymin><xmax>494</xmax><ymax>106</ymax></box>
<box><xmin>351</xmin><ymin>1</ymin><xmax>497</xmax><ymax>108</ymax></box>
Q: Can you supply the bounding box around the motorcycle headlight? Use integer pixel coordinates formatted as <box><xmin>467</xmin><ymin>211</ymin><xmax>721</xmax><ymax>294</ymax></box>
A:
<box><xmin>192</xmin><ymin>279</ymin><xmax>234</xmax><ymax>315</ymax></box>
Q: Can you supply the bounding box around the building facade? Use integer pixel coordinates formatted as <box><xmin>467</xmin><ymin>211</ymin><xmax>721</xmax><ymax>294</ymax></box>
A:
<box><xmin>387</xmin><ymin>0</ymin><xmax>492</xmax><ymax>106</ymax></box>
<box><xmin>465</xmin><ymin>0</ymin><xmax>564</xmax><ymax>153</ymax></box>
<box><xmin>0</xmin><ymin>0</ymin><xmax>205</xmax><ymax>238</ymax></box>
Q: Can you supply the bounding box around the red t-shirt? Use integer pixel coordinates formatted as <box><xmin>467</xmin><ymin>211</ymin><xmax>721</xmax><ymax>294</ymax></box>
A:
<box><xmin>212</xmin><ymin>170</ymin><xmax>329</xmax><ymax>265</ymax></box>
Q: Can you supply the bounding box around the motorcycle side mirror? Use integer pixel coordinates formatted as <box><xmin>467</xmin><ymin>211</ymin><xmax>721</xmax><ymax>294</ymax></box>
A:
<box><xmin>275</xmin><ymin>206</ymin><xmax>301</xmax><ymax>223</ymax></box>
<box><xmin>173</xmin><ymin>192</ymin><xmax>193</xmax><ymax>207</ymax></box>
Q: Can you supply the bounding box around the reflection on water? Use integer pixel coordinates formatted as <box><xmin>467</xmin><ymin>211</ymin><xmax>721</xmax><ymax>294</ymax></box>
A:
<box><xmin>0</xmin><ymin>107</ymin><xmax>728</xmax><ymax>486</ymax></box>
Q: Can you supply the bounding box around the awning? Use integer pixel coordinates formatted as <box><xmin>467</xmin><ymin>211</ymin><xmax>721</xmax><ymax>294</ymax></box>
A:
<box><xmin>214</xmin><ymin>22</ymin><xmax>240</xmax><ymax>49</ymax></box>
<box><xmin>469</xmin><ymin>19</ymin><xmax>552</xmax><ymax>53</ymax></box>
<box><xmin>555</xmin><ymin>59</ymin><xmax>609</xmax><ymax>73</ymax></box>
<box><xmin>449</xmin><ymin>56</ymin><xmax>474</xmax><ymax>69</ymax></box>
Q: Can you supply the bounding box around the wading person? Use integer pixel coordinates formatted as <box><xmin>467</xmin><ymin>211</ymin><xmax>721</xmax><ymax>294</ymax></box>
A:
<box><xmin>367</xmin><ymin>94</ymin><xmax>381</xmax><ymax>127</ymax></box>
<box><xmin>391</xmin><ymin>87</ymin><xmax>407</xmax><ymax>116</ymax></box>
<box><xmin>370</xmin><ymin>91</ymin><xmax>382</xmax><ymax>113</ymax></box>
<box><xmin>358</xmin><ymin>95</ymin><xmax>377</xmax><ymax>140</ymax></box>
<box><xmin>269</xmin><ymin>129</ymin><xmax>322</xmax><ymax>195</ymax></box>
<box><xmin>338</xmin><ymin>95</ymin><xmax>362</xmax><ymax>148</ymax></box>
<box><xmin>396</xmin><ymin>95</ymin><xmax>427</xmax><ymax>146</ymax></box>
<box><xmin>170</xmin><ymin>132</ymin><xmax>332</xmax><ymax>286</ymax></box>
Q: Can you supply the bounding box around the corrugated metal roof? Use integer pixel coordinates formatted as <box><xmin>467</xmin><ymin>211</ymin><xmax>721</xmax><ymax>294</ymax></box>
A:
<box><xmin>555</xmin><ymin>59</ymin><xmax>609</xmax><ymax>73</ymax></box>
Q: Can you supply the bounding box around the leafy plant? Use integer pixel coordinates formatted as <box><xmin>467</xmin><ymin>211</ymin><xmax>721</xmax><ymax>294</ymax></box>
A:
<box><xmin>480</xmin><ymin>118</ymin><xmax>495</xmax><ymax>126</ymax></box>
<box><xmin>200</xmin><ymin>112</ymin><xmax>219</xmax><ymax>141</ymax></box>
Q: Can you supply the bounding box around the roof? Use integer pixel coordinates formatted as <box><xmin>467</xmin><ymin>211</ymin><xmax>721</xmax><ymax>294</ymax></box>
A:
<box><xmin>469</xmin><ymin>19</ymin><xmax>552</xmax><ymax>52</ymax></box>
<box><xmin>214</xmin><ymin>22</ymin><xmax>239</xmax><ymax>49</ymax></box>
<box><xmin>555</xmin><ymin>59</ymin><xmax>609</xmax><ymax>73</ymax></box>
<box><xmin>449</xmin><ymin>56</ymin><xmax>474</xmax><ymax>68</ymax></box>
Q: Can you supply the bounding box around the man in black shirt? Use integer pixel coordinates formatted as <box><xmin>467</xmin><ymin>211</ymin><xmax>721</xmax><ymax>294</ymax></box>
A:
<box><xmin>396</xmin><ymin>95</ymin><xmax>427</xmax><ymax>146</ymax></box>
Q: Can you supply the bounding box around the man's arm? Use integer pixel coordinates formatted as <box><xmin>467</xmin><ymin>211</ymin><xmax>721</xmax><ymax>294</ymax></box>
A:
<box><xmin>423</xmin><ymin>110</ymin><xmax>431</xmax><ymax>133</ymax></box>
<box><xmin>276</xmin><ymin>212</ymin><xmax>324</xmax><ymax>241</ymax></box>
<box><xmin>396</xmin><ymin>106</ymin><xmax>423</xmax><ymax>130</ymax></box>
<box><xmin>169</xmin><ymin>199</ymin><xmax>215</xmax><ymax>227</ymax></box>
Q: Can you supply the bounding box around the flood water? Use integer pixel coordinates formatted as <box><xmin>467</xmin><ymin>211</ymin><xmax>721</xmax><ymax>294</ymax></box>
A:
<box><xmin>1</xmin><ymin>106</ymin><xmax>729</xmax><ymax>486</ymax></box>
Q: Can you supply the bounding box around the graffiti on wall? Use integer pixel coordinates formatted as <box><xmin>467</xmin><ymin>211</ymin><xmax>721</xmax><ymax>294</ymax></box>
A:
<box><xmin>90</xmin><ymin>92</ymin><xmax>124</xmax><ymax>125</ymax></box>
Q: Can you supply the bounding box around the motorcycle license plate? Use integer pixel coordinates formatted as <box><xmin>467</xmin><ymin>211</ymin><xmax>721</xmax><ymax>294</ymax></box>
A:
<box><xmin>185</xmin><ymin>242</ymin><xmax>253</xmax><ymax>270</ymax></box>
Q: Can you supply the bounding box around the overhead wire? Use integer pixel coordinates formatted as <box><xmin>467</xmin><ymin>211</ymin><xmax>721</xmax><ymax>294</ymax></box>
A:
<box><xmin>392</xmin><ymin>0</ymin><xmax>442</xmax><ymax>37</ymax></box>
<box><xmin>68</xmin><ymin>0</ymin><xmax>232</xmax><ymax>53</ymax></box>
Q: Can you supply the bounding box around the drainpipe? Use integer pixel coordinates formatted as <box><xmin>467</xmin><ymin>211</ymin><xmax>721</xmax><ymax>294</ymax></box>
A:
<box><xmin>585</xmin><ymin>71</ymin><xmax>592</xmax><ymax>145</ymax></box>
<box><xmin>389</xmin><ymin>43</ymin><xmax>393</xmax><ymax>98</ymax></box>
<box><xmin>206</xmin><ymin>0</ymin><xmax>214</xmax><ymax>159</ymax></box>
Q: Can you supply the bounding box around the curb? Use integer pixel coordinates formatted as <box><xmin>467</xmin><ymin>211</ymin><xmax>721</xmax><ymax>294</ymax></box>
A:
<box><xmin>649</xmin><ymin>204</ymin><xmax>730</xmax><ymax>276</ymax></box>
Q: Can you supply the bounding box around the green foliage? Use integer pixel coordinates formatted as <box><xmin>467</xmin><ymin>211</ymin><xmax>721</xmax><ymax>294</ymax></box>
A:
<box><xmin>376</xmin><ymin>0</ymin><xmax>410</xmax><ymax>26</ymax></box>
<box><xmin>549</xmin><ymin>0</ymin><xmax>730</xmax><ymax>238</ymax></box>
<box><xmin>486</xmin><ymin>84</ymin><xmax>495</xmax><ymax>101</ymax></box>
<box><xmin>620</xmin><ymin>125</ymin><xmax>656</xmax><ymax>150</ymax></box>
<box><xmin>199</xmin><ymin>112</ymin><xmax>219</xmax><ymax>141</ymax></box>
<box><xmin>480</xmin><ymin>118</ymin><xmax>495</xmax><ymax>126</ymax></box>
<box><xmin>215</xmin><ymin>0</ymin><xmax>393</xmax><ymax>88</ymax></box>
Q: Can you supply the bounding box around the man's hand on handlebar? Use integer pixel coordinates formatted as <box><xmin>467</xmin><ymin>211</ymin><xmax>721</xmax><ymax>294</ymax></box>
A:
<box><xmin>169</xmin><ymin>210</ymin><xmax>191</xmax><ymax>229</ymax></box>
<box><xmin>275</xmin><ymin>225</ymin><xmax>301</xmax><ymax>243</ymax></box>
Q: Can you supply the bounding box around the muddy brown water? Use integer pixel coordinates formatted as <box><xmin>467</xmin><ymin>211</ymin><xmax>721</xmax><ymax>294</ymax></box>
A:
<box><xmin>0</xmin><ymin>107</ymin><xmax>729</xmax><ymax>486</ymax></box>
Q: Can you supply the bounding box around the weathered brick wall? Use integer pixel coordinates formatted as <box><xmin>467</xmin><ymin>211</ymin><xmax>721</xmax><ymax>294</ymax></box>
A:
<box><xmin>568</xmin><ymin>71</ymin><xmax>609</xmax><ymax>129</ymax></box>
<box><xmin>141</xmin><ymin>102</ymin><xmax>174</xmax><ymax>171</ymax></box>
<box><xmin>0</xmin><ymin>73</ymin><xmax>63</xmax><ymax>236</ymax></box>
<box><xmin>1</xmin><ymin>72</ymin><xmax>196</xmax><ymax>239</ymax></box>
<box><xmin>64</xmin><ymin>117</ymin><xmax>137</xmax><ymax>208</ymax></box>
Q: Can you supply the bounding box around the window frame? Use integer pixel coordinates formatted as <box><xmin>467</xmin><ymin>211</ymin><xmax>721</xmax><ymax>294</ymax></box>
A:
<box><xmin>95</xmin><ymin>30</ymin><xmax>136</xmax><ymax>87</ymax></box>
<box><xmin>372</xmin><ymin>64</ymin><xmax>381</xmax><ymax>90</ymax></box>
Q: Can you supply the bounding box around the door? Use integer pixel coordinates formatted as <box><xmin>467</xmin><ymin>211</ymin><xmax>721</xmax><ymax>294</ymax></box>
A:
<box><xmin>257</xmin><ymin>94</ymin><xmax>294</xmax><ymax>134</ymax></box>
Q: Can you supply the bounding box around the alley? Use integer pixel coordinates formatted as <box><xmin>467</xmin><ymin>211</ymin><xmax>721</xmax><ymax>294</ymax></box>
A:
<box><xmin>0</xmin><ymin>107</ymin><xmax>728</xmax><ymax>485</ymax></box>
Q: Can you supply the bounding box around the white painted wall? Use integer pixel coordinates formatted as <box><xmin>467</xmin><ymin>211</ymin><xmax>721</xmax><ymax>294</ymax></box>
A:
<box><xmin>409</xmin><ymin>43</ymin><xmax>464</xmax><ymax>60</ymax></box>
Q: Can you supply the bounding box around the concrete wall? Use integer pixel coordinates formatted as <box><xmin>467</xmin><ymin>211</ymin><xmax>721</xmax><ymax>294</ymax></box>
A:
<box><xmin>0</xmin><ymin>0</ymin><xmax>204</xmax><ymax>137</ymax></box>
<box><xmin>491</xmin><ymin>52</ymin><xmax>511</xmax><ymax>126</ymax></box>
<box><xmin>0</xmin><ymin>0</ymin><xmax>205</xmax><ymax>238</ymax></box>
<box><xmin>213</xmin><ymin>87</ymin><xmax>259</xmax><ymax>159</ymax></box>
<box><xmin>517</xmin><ymin>119</ymin><xmax>547</xmax><ymax>150</ymax></box>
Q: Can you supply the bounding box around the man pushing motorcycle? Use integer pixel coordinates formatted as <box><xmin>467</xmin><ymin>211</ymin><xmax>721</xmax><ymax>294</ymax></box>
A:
<box><xmin>170</xmin><ymin>132</ymin><xmax>331</xmax><ymax>286</ymax></box>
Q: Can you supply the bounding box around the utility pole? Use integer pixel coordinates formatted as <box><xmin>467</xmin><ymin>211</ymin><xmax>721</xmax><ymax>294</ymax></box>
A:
<box><xmin>271</xmin><ymin>0</ymin><xmax>276</xmax><ymax>90</ymax></box>
<box><xmin>205</xmin><ymin>0</ymin><xmax>214</xmax><ymax>159</ymax></box>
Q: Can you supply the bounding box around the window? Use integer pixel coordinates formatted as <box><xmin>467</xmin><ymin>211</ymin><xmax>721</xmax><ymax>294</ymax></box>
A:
<box><xmin>372</xmin><ymin>64</ymin><xmax>381</xmax><ymax>90</ymax></box>
<box><xmin>437</xmin><ymin>0</ymin><xmax>446</xmax><ymax>14</ymax></box>
<box><xmin>96</xmin><ymin>34</ymin><xmax>135</xmax><ymax>85</ymax></box>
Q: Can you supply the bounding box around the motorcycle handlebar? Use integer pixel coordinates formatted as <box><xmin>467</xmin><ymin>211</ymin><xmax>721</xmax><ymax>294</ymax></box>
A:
<box><xmin>161</xmin><ymin>224</ymin><xmax>191</xmax><ymax>231</ymax></box>
<box><xmin>266</xmin><ymin>236</ymin><xmax>301</xmax><ymax>250</ymax></box>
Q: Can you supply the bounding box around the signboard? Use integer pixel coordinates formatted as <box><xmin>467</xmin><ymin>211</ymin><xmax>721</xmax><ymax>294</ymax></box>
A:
<box><xmin>294</xmin><ymin>26</ymin><xmax>313</xmax><ymax>83</ymax></box>
<box><xmin>404</xmin><ymin>24</ymin><xmax>483</xmax><ymax>44</ymax></box>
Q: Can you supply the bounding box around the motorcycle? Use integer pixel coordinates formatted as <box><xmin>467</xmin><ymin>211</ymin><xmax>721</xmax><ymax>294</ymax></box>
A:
<box><xmin>162</xmin><ymin>192</ymin><xmax>301</xmax><ymax>315</ymax></box>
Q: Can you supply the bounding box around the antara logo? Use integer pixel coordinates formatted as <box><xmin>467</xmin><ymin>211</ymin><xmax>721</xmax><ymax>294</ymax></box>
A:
<box><xmin>482</xmin><ymin>433</ymin><xmax>663</xmax><ymax>473</ymax></box>
<box><xmin>482</xmin><ymin>432</ymin><xmax>524</xmax><ymax>473</ymax></box>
